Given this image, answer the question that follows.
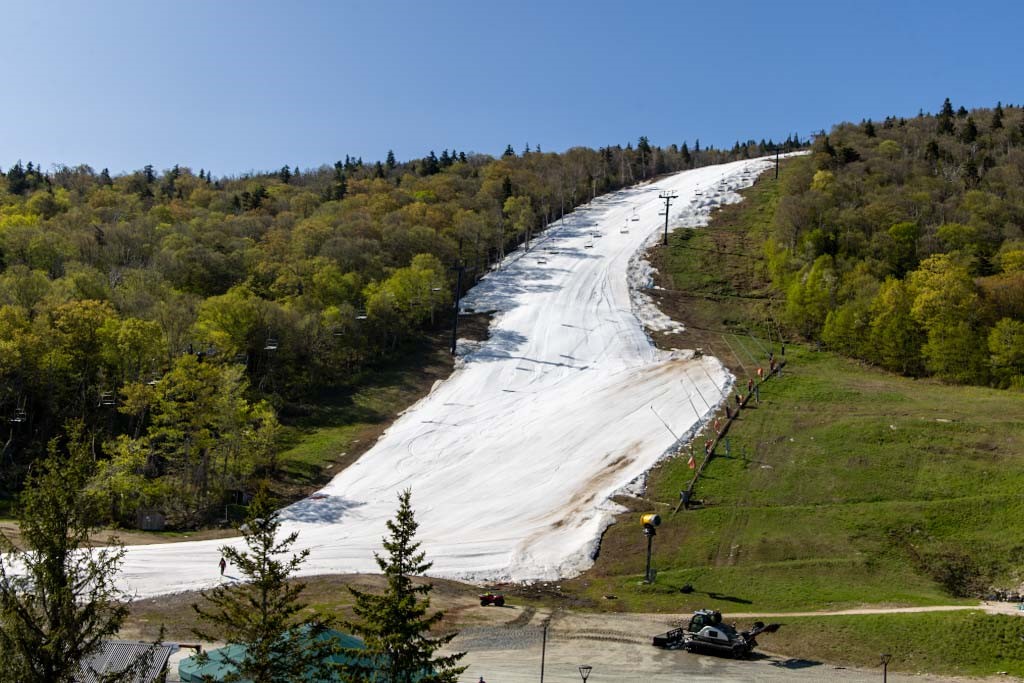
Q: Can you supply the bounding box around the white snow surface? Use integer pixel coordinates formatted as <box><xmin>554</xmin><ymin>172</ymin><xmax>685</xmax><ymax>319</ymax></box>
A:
<box><xmin>119</xmin><ymin>157</ymin><xmax>785</xmax><ymax>598</ymax></box>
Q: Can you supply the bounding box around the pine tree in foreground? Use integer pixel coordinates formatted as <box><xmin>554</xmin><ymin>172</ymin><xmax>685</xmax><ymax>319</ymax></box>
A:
<box><xmin>0</xmin><ymin>423</ymin><xmax>155</xmax><ymax>683</ymax></box>
<box><xmin>342</xmin><ymin>489</ymin><xmax>466</xmax><ymax>683</ymax></box>
<box><xmin>192</xmin><ymin>486</ymin><xmax>337</xmax><ymax>683</ymax></box>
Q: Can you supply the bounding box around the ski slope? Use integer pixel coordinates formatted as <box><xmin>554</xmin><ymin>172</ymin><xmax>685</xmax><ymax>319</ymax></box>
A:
<box><xmin>120</xmin><ymin>157</ymin><xmax>782</xmax><ymax>598</ymax></box>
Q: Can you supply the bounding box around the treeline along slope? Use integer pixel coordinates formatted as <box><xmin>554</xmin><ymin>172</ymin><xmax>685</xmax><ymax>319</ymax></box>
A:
<box><xmin>770</xmin><ymin>100</ymin><xmax>1024</xmax><ymax>388</ymax></box>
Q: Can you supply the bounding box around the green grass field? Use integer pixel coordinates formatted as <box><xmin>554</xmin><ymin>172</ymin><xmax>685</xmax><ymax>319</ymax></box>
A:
<box><xmin>763</xmin><ymin>611</ymin><xmax>1024</xmax><ymax>678</ymax></box>
<box><xmin>566</xmin><ymin>342</ymin><xmax>1024</xmax><ymax>613</ymax></box>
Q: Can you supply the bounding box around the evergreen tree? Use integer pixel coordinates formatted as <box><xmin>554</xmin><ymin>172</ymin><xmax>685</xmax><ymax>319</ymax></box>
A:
<box><xmin>386</xmin><ymin>149</ymin><xmax>397</xmax><ymax>170</ymax></box>
<box><xmin>143</xmin><ymin>164</ymin><xmax>155</xmax><ymax>184</ymax></box>
<box><xmin>502</xmin><ymin>144</ymin><xmax>515</xmax><ymax>158</ymax></box>
<box><xmin>6</xmin><ymin>161</ymin><xmax>28</xmax><ymax>195</ymax></box>
<box><xmin>331</xmin><ymin>163</ymin><xmax>348</xmax><ymax>201</ymax></box>
<box><xmin>864</xmin><ymin>119</ymin><xmax>876</xmax><ymax>137</ymax></box>
<box><xmin>992</xmin><ymin>102</ymin><xmax>1004</xmax><ymax>130</ymax></box>
<box><xmin>422</xmin><ymin>151</ymin><xmax>440</xmax><ymax>176</ymax></box>
<box><xmin>342</xmin><ymin>489</ymin><xmax>465</xmax><ymax>683</ymax></box>
<box><xmin>961</xmin><ymin>116</ymin><xmax>978</xmax><ymax>143</ymax></box>
<box><xmin>279</xmin><ymin>165</ymin><xmax>292</xmax><ymax>184</ymax></box>
<box><xmin>937</xmin><ymin>97</ymin><xmax>955</xmax><ymax>135</ymax></box>
<box><xmin>99</xmin><ymin>167</ymin><xmax>113</xmax><ymax>186</ymax></box>
<box><xmin>963</xmin><ymin>158</ymin><xmax>980</xmax><ymax>186</ymax></box>
<box><xmin>458</xmin><ymin>151</ymin><xmax>467</xmax><ymax>164</ymax></box>
<box><xmin>192</xmin><ymin>487</ymin><xmax>338</xmax><ymax>683</ymax></box>
<box><xmin>0</xmin><ymin>423</ymin><xmax>155</xmax><ymax>683</ymax></box>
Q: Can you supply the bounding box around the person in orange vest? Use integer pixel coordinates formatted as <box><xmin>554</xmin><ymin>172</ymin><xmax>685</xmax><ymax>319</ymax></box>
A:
<box><xmin>757</xmin><ymin>367</ymin><xmax>764</xmax><ymax>379</ymax></box>
<box><xmin>713</xmin><ymin>418</ymin><xmax>721</xmax><ymax>434</ymax></box>
<box><xmin>704</xmin><ymin>438</ymin><xmax>713</xmax><ymax>455</ymax></box>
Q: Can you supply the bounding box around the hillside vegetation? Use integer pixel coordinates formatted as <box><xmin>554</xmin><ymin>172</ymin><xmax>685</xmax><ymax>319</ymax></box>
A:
<box><xmin>770</xmin><ymin>100</ymin><xmax>1024</xmax><ymax>388</ymax></box>
<box><xmin>0</xmin><ymin>136</ymin><xmax>804</xmax><ymax>527</ymax></box>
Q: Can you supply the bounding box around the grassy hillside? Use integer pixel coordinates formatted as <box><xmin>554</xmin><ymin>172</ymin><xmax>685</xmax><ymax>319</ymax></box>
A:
<box><xmin>559</xmin><ymin>163</ymin><xmax>1024</xmax><ymax>615</ymax></box>
<box><xmin>765</xmin><ymin>611</ymin><xmax>1024</xmax><ymax>678</ymax></box>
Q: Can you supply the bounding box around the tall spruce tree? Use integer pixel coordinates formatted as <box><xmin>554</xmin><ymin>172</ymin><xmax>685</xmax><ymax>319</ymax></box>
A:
<box><xmin>0</xmin><ymin>423</ymin><xmax>153</xmax><ymax>683</ymax></box>
<box><xmin>5</xmin><ymin>161</ymin><xmax>28</xmax><ymax>195</ymax></box>
<box><xmin>342</xmin><ymin>490</ymin><xmax>465</xmax><ymax>683</ymax></box>
<box><xmin>192</xmin><ymin>487</ymin><xmax>337</xmax><ymax>683</ymax></box>
<box><xmin>937</xmin><ymin>97</ymin><xmax>955</xmax><ymax>135</ymax></box>
<box><xmin>992</xmin><ymin>102</ymin><xmax>1004</xmax><ymax>129</ymax></box>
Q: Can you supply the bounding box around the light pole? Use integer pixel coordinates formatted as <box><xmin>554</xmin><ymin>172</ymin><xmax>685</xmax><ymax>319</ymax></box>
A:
<box><xmin>579</xmin><ymin>664</ymin><xmax>592</xmax><ymax>682</ymax></box>
<box><xmin>880</xmin><ymin>653</ymin><xmax>892</xmax><ymax>683</ymax></box>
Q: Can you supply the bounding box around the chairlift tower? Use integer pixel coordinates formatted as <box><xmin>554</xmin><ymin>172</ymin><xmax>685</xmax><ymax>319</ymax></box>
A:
<box><xmin>450</xmin><ymin>262</ymin><xmax>465</xmax><ymax>355</ymax></box>
<box><xmin>659</xmin><ymin>190</ymin><xmax>678</xmax><ymax>245</ymax></box>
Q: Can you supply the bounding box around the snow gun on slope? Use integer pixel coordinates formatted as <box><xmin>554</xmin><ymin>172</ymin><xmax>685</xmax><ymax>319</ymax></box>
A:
<box><xmin>652</xmin><ymin>609</ymin><xmax>780</xmax><ymax>658</ymax></box>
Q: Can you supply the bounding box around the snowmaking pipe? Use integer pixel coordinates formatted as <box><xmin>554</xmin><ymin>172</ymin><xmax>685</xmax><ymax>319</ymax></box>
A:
<box><xmin>650</xmin><ymin>405</ymin><xmax>683</xmax><ymax>448</ymax></box>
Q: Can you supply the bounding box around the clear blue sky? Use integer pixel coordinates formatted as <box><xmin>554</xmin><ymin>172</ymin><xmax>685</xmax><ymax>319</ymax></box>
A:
<box><xmin>2</xmin><ymin>0</ymin><xmax>1021</xmax><ymax>176</ymax></box>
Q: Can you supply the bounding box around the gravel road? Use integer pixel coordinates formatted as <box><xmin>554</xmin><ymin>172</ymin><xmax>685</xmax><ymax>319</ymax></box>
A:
<box><xmin>449</xmin><ymin>607</ymin><xmax>1001</xmax><ymax>683</ymax></box>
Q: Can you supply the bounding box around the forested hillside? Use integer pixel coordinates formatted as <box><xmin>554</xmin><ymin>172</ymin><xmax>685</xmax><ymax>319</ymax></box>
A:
<box><xmin>770</xmin><ymin>100</ymin><xmax>1024</xmax><ymax>388</ymax></box>
<box><xmin>0</xmin><ymin>136</ymin><xmax>803</xmax><ymax>527</ymax></box>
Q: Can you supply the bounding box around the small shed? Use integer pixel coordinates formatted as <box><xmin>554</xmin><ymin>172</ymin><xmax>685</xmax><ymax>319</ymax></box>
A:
<box><xmin>78</xmin><ymin>640</ymin><xmax>177</xmax><ymax>683</ymax></box>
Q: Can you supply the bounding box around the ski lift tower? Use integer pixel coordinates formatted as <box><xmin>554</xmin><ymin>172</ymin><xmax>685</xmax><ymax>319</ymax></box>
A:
<box><xmin>659</xmin><ymin>190</ymin><xmax>678</xmax><ymax>245</ymax></box>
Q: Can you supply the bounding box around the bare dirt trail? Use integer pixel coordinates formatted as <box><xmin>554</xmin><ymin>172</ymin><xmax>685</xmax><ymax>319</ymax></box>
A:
<box><xmin>722</xmin><ymin>602</ymin><xmax>1021</xmax><ymax>619</ymax></box>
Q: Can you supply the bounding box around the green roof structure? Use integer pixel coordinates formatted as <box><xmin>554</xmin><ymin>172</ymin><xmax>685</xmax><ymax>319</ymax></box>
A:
<box><xmin>178</xmin><ymin>629</ymin><xmax>366</xmax><ymax>683</ymax></box>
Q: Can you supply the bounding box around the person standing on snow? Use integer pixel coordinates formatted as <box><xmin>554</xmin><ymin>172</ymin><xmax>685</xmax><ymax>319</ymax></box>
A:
<box><xmin>219</xmin><ymin>557</ymin><xmax>227</xmax><ymax>575</ymax></box>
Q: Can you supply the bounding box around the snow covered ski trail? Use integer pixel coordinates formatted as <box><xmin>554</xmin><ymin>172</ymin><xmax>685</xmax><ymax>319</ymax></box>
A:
<box><xmin>120</xmin><ymin>157</ymin><xmax>782</xmax><ymax>597</ymax></box>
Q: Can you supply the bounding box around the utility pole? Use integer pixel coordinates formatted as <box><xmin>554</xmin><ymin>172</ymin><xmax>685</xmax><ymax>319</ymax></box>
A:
<box><xmin>659</xmin><ymin>190</ymin><xmax>678</xmax><ymax>246</ymax></box>
<box><xmin>450</xmin><ymin>263</ymin><xmax>465</xmax><ymax>355</ymax></box>
<box><xmin>775</xmin><ymin>145</ymin><xmax>780</xmax><ymax>180</ymax></box>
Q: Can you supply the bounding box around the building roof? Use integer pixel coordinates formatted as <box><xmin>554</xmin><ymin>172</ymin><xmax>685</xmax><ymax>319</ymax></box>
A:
<box><xmin>78</xmin><ymin>640</ymin><xmax>177</xmax><ymax>683</ymax></box>
<box><xmin>178</xmin><ymin>629</ymin><xmax>366</xmax><ymax>683</ymax></box>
